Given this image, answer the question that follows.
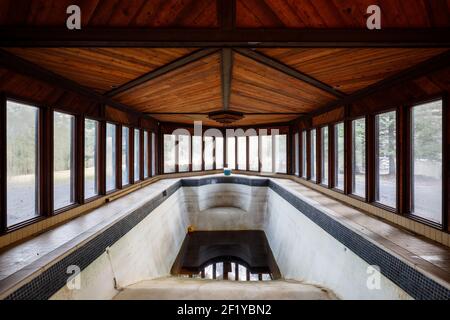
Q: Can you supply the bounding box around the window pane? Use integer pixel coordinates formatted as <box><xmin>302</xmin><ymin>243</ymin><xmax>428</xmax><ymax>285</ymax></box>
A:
<box><xmin>352</xmin><ymin>119</ymin><xmax>366</xmax><ymax>198</ymax></box>
<box><xmin>192</xmin><ymin>135</ymin><xmax>202</xmax><ymax>171</ymax></box>
<box><xmin>310</xmin><ymin>129</ymin><xmax>316</xmax><ymax>182</ymax></box>
<box><xmin>84</xmin><ymin>119</ymin><xmax>99</xmax><ymax>199</ymax></box>
<box><xmin>302</xmin><ymin>131</ymin><xmax>307</xmax><ymax>178</ymax></box>
<box><xmin>249</xmin><ymin>136</ymin><xmax>259</xmax><ymax>171</ymax></box>
<box><xmin>321</xmin><ymin>127</ymin><xmax>328</xmax><ymax>185</ymax></box>
<box><xmin>151</xmin><ymin>133</ymin><xmax>156</xmax><ymax>176</ymax></box>
<box><xmin>204</xmin><ymin>136</ymin><xmax>214</xmax><ymax>170</ymax></box>
<box><xmin>134</xmin><ymin>129</ymin><xmax>140</xmax><ymax>182</ymax></box>
<box><xmin>294</xmin><ymin>133</ymin><xmax>299</xmax><ymax>176</ymax></box>
<box><xmin>334</xmin><ymin>123</ymin><xmax>344</xmax><ymax>190</ymax></box>
<box><xmin>227</xmin><ymin>137</ymin><xmax>236</xmax><ymax>169</ymax></box>
<box><xmin>237</xmin><ymin>136</ymin><xmax>247</xmax><ymax>170</ymax></box>
<box><xmin>122</xmin><ymin>127</ymin><xmax>130</xmax><ymax>185</ymax></box>
<box><xmin>375</xmin><ymin>111</ymin><xmax>397</xmax><ymax>208</ymax></box>
<box><xmin>54</xmin><ymin>112</ymin><xmax>75</xmax><ymax>210</ymax></box>
<box><xmin>260</xmin><ymin>135</ymin><xmax>272</xmax><ymax>172</ymax></box>
<box><xmin>275</xmin><ymin>135</ymin><xmax>287</xmax><ymax>173</ymax></box>
<box><xmin>179</xmin><ymin>135</ymin><xmax>190</xmax><ymax>172</ymax></box>
<box><xmin>106</xmin><ymin>123</ymin><xmax>116</xmax><ymax>192</ymax></box>
<box><xmin>412</xmin><ymin>101</ymin><xmax>443</xmax><ymax>224</ymax></box>
<box><xmin>216</xmin><ymin>137</ymin><xmax>224</xmax><ymax>169</ymax></box>
<box><xmin>143</xmin><ymin>131</ymin><xmax>149</xmax><ymax>178</ymax></box>
<box><xmin>6</xmin><ymin>101</ymin><xmax>39</xmax><ymax>226</ymax></box>
<box><xmin>164</xmin><ymin>134</ymin><xmax>176</xmax><ymax>173</ymax></box>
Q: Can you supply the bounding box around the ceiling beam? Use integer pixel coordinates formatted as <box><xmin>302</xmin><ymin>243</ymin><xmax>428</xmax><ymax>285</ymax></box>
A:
<box><xmin>105</xmin><ymin>48</ymin><xmax>219</xmax><ymax>97</ymax></box>
<box><xmin>145</xmin><ymin>112</ymin><xmax>305</xmax><ymax>115</ymax></box>
<box><xmin>221</xmin><ymin>48</ymin><xmax>234</xmax><ymax>111</ymax></box>
<box><xmin>217</xmin><ymin>0</ymin><xmax>236</xmax><ymax>31</ymax></box>
<box><xmin>0</xmin><ymin>27</ymin><xmax>448</xmax><ymax>47</ymax></box>
<box><xmin>0</xmin><ymin>49</ymin><xmax>147</xmax><ymax>118</ymax></box>
<box><xmin>311</xmin><ymin>49</ymin><xmax>450</xmax><ymax>116</ymax></box>
<box><xmin>234</xmin><ymin>48</ymin><xmax>346</xmax><ymax>98</ymax></box>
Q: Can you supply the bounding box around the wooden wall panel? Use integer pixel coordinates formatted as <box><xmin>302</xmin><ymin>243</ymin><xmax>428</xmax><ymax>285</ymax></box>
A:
<box><xmin>313</xmin><ymin>107</ymin><xmax>345</xmax><ymax>127</ymax></box>
<box><xmin>4</xmin><ymin>48</ymin><xmax>196</xmax><ymax>93</ymax></box>
<box><xmin>258</xmin><ymin>48</ymin><xmax>449</xmax><ymax>94</ymax></box>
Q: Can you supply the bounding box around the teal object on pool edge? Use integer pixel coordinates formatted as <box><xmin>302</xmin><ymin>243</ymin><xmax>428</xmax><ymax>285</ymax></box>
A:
<box><xmin>224</xmin><ymin>168</ymin><xmax>232</xmax><ymax>176</ymax></box>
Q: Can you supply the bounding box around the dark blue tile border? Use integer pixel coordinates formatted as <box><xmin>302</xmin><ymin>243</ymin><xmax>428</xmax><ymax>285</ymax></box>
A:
<box><xmin>2</xmin><ymin>176</ymin><xmax>449</xmax><ymax>300</ymax></box>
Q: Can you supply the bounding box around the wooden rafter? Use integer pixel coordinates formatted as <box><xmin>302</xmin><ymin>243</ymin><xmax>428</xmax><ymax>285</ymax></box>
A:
<box><xmin>221</xmin><ymin>48</ymin><xmax>234</xmax><ymax>111</ymax></box>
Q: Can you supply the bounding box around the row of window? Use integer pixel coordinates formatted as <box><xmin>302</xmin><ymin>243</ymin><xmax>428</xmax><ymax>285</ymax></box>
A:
<box><xmin>294</xmin><ymin>99</ymin><xmax>443</xmax><ymax>225</ymax></box>
<box><xmin>163</xmin><ymin>134</ymin><xmax>287</xmax><ymax>174</ymax></box>
<box><xmin>5</xmin><ymin>100</ymin><xmax>156</xmax><ymax>228</ymax></box>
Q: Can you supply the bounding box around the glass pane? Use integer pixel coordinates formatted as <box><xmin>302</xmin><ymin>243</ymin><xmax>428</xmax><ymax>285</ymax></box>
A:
<box><xmin>275</xmin><ymin>135</ymin><xmax>287</xmax><ymax>173</ymax></box>
<box><xmin>204</xmin><ymin>136</ymin><xmax>214</xmax><ymax>170</ymax></box>
<box><xmin>375</xmin><ymin>111</ymin><xmax>397</xmax><ymax>208</ymax></box>
<box><xmin>412</xmin><ymin>101</ymin><xmax>442</xmax><ymax>224</ymax></box>
<box><xmin>106</xmin><ymin>123</ymin><xmax>116</xmax><ymax>192</ymax></box>
<box><xmin>134</xmin><ymin>129</ymin><xmax>140</xmax><ymax>182</ymax></box>
<box><xmin>294</xmin><ymin>133</ymin><xmax>299</xmax><ymax>176</ymax></box>
<box><xmin>302</xmin><ymin>131</ymin><xmax>307</xmax><ymax>178</ymax></box>
<box><xmin>178</xmin><ymin>135</ymin><xmax>190</xmax><ymax>172</ymax></box>
<box><xmin>260</xmin><ymin>135</ymin><xmax>272</xmax><ymax>172</ymax></box>
<box><xmin>192</xmin><ymin>136</ymin><xmax>202</xmax><ymax>171</ymax></box>
<box><xmin>352</xmin><ymin>119</ymin><xmax>366</xmax><ymax>198</ymax></box>
<box><xmin>84</xmin><ymin>119</ymin><xmax>98</xmax><ymax>199</ymax></box>
<box><xmin>151</xmin><ymin>133</ymin><xmax>156</xmax><ymax>176</ymax></box>
<box><xmin>143</xmin><ymin>131</ymin><xmax>149</xmax><ymax>178</ymax></box>
<box><xmin>334</xmin><ymin>123</ymin><xmax>345</xmax><ymax>190</ymax></box>
<box><xmin>6</xmin><ymin>101</ymin><xmax>39</xmax><ymax>226</ymax></box>
<box><xmin>216</xmin><ymin>137</ymin><xmax>224</xmax><ymax>169</ymax></box>
<box><xmin>122</xmin><ymin>127</ymin><xmax>130</xmax><ymax>185</ymax></box>
<box><xmin>227</xmin><ymin>137</ymin><xmax>235</xmax><ymax>169</ymax></box>
<box><xmin>54</xmin><ymin>112</ymin><xmax>75</xmax><ymax>210</ymax></box>
<box><xmin>321</xmin><ymin>127</ymin><xmax>328</xmax><ymax>185</ymax></box>
<box><xmin>237</xmin><ymin>136</ymin><xmax>247</xmax><ymax>170</ymax></box>
<box><xmin>163</xmin><ymin>134</ymin><xmax>176</xmax><ymax>173</ymax></box>
<box><xmin>249</xmin><ymin>135</ymin><xmax>259</xmax><ymax>171</ymax></box>
<box><xmin>310</xmin><ymin>129</ymin><xmax>316</xmax><ymax>182</ymax></box>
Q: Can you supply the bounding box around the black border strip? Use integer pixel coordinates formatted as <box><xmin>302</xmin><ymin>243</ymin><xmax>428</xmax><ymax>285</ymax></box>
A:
<box><xmin>2</xmin><ymin>177</ymin><xmax>449</xmax><ymax>300</ymax></box>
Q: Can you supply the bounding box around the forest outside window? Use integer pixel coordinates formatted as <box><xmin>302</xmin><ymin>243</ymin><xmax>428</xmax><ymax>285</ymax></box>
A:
<box><xmin>106</xmin><ymin>123</ymin><xmax>116</xmax><ymax>192</ymax></box>
<box><xmin>178</xmin><ymin>134</ymin><xmax>190</xmax><ymax>172</ymax></box>
<box><xmin>352</xmin><ymin>118</ymin><xmax>366</xmax><ymax>198</ymax></box>
<box><xmin>122</xmin><ymin>127</ymin><xmax>130</xmax><ymax>185</ymax></box>
<box><xmin>143</xmin><ymin>131</ymin><xmax>149</xmax><ymax>179</ymax></box>
<box><xmin>334</xmin><ymin>123</ymin><xmax>344</xmax><ymax>190</ymax></box>
<box><xmin>302</xmin><ymin>131</ymin><xmax>307</xmax><ymax>179</ymax></box>
<box><xmin>84</xmin><ymin>119</ymin><xmax>99</xmax><ymax>199</ymax></box>
<box><xmin>192</xmin><ymin>135</ymin><xmax>202</xmax><ymax>171</ymax></box>
<box><xmin>134</xmin><ymin>129</ymin><xmax>140</xmax><ymax>182</ymax></box>
<box><xmin>321</xmin><ymin>127</ymin><xmax>329</xmax><ymax>185</ymax></box>
<box><xmin>249</xmin><ymin>135</ymin><xmax>259</xmax><ymax>171</ymax></box>
<box><xmin>204</xmin><ymin>136</ymin><xmax>214</xmax><ymax>170</ymax></box>
<box><xmin>163</xmin><ymin>134</ymin><xmax>176</xmax><ymax>174</ymax></box>
<box><xmin>310</xmin><ymin>129</ymin><xmax>316</xmax><ymax>182</ymax></box>
<box><xmin>6</xmin><ymin>100</ymin><xmax>39</xmax><ymax>226</ymax></box>
<box><xmin>274</xmin><ymin>134</ymin><xmax>287</xmax><ymax>174</ymax></box>
<box><xmin>237</xmin><ymin>136</ymin><xmax>247</xmax><ymax>170</ymax></box>
<box><xmin>227</xmin><ymin>137</ymin><xmax>236</xmax><ymax>170</ymax></box>
<box><xmin>216</xmin><ymin>137</ymin><xmax>224</xmax><ymax>169</ymax></box>
<box><xmin>294</xmin><ymin>132</ymin><xmax>299</xmax><ymax>176</ymax></box>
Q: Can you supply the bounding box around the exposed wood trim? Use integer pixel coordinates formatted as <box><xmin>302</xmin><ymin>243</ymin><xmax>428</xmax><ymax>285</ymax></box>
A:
<box><xmin>146</xmin><ymin>112</ymin><xmax>305</xmax><ymax>115</ymax></box>
<box><xmin>0</xmin><ymin>49</ymin><xmax>152</xmax><ymax>119</ymax></box>
<box><xmin>221</xmin><ymin>48</ymin><xmax>233</xmax><ymax>111</ymax></box>
<box><xmin>105</xmin><ymin>48</ymin><xmax>220</xmax><ymax>97</ymax></box>
<box><xmin>234</xmin><ymin>48</ymin><xmax>346</xmax><ymax>98</ymax></box>
<box><xmin>1</xmin><ymin>27</ymin><xmax>449</xmax><ymax>47</ymax></box>
<box><xmin>312</xmin><ymin>50</ymin><xmax>450</xmax><ymax>116</ymax></box>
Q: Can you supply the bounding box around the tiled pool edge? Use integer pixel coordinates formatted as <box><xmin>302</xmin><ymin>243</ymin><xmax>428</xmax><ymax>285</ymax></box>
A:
<box><xmin>2</xmin><ymin>177</ymin><xmax>449</xmax><ymax>300</ymax></box>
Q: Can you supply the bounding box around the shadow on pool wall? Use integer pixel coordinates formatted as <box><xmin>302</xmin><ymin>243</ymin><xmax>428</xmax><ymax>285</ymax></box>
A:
<box><xmin>50</xmin><ymin>180</ymin><xmax>411</xmax><ymax>300</ymax></box>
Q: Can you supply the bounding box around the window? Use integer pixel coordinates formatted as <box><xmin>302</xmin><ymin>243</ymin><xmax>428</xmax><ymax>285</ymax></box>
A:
<box><xmin>84</xmin><ymin>119</ymin><xmax>99</xmax><ymax>199</ymax></box>
<box><xmin>227</xmin><ymin>137</ymin><xmax>236</xmax><ymax>169</ymax></box>
<box><xmin>143</xmin><ymin>131</ymin><xmax>149</xmax><ymax>179</ymax></box>
<box><xmin>216</xmin><ymin>137</ymin><xmax>224</xmax><ymax>169</ymax></box>
<box><xmin>6</xmin><ymin>101</ymin><xmax>39</xmax><ymax>226</ymax></box>
<box><xmin>301</xmin><ymin>131</ymin><xmax>307</xmax><ymax>178</ymax></box>
<box><xmin>321</xmin><ymin>127</ymin><xmax>329</xmax><ymax>185</ymax></box>
<box><xmin>260</xmin><ymin>135</ymin><xmax>272</xmax><ymax>172</ymax></box>
<box><xmin>249</xmin><ymin>135</ymin><xmax>259</xmax><ymax>171</ymax></box>
<box><xmin>192</xmin><ymin>135</ymin><xmax>202</xmax><ymax>171</ymax></box>
<box><xmin>375</xmin><ymin>111</ymin><xmax>397</xmax><ymax>208</ymax></box>
<box><xmin>294</xmin><ymin>133</ymin><xmax>299</xmax><ymax>176</ymax></box>
<box><xmin>352</xmin><ymin>118</ymin><xmax>366</xmax><ymax>198</ymax></box>
<box><xmin>178</xmin><ymin>134</ymin><xmax>190</xmax><ymax>172</ymax></box>
<box><xmin>237</xmin><ymin>136</ymin><xmax>247</xmax><ymax>170</ymax></box>
<box><xmin>204</xmin><ymin>136</ymin><xmax>214</xmax><ymax>170</ymax></box>
<box><xmin>411</xmin><ymin>100</ymin><xmax>443</xmax><ymax>224</ymax></box>
<box><xmin>122</xmin><ymin>127</ymin><xmax>130</xmax><ymax>185</ymax></box>
<box><xmin>151</xmin><ymin>132</ymin><xmax>156</xmax><ymax>176</ymax></box>
<box><xmin>310</xmin><ymin>129</ymin><xmax>316</xmax><ymax>182</ymax></box>
<box><xmin>274</xmin><ymin>135</ymin><xmax>287</xmax><ymax>173</ymax></box>
<box><xmin>163</xmin><ymin>134</ymin><xmax>176</xmax><ymax>173</ymax></box>
<box><xmin>134</xmin><ymin>129</ymin><xmax>140</xmax><ymax>182</ymax></box>
<box><xmin>106</xmin><ymin>123</ymin><xmax>116</xmax><ymax>192</ymax></box>
<box><xmin>334</xmin><ymin>123</ymin><xmax>344</xmax><ymax>190</ymax></box>
<box><xmin>54</xmin><ymin>112</ymin><xmax>75</xmax><ymax>210</ymax></box>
